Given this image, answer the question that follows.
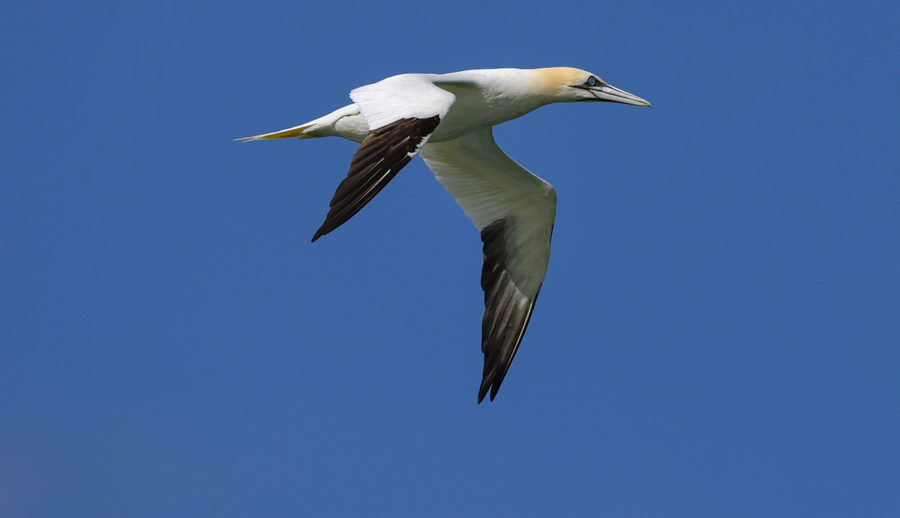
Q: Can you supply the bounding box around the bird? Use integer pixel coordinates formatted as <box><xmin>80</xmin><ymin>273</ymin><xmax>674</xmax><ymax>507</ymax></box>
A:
<box><xmin>238</xmin><ymin>67</ymin><xmax>650</xmax><ymax>402</ymax></box>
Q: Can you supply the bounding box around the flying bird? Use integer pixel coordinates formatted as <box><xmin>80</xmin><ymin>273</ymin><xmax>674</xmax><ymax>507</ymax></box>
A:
<box><xmin>239</xmin><ymin>67</ymin><xmax>650</xmax><ymax>402</ymax></box>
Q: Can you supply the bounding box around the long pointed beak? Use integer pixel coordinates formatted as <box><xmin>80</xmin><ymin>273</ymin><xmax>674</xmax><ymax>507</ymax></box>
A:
<box><xmin>592</xmin><ymin>83</ymin><xmax>652</xmax><ymax>107</ymax></box>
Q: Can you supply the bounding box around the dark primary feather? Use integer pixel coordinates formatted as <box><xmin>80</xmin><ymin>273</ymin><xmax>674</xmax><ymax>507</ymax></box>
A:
<box><xmin>311</xmin><ymin>116</ymin><xmax>441</xmax><ymax>241</ymax></box>
<box><xmin>478</xmin><ymin>218</ymin><xmax>539</xmax><ymax>403</ymax></box>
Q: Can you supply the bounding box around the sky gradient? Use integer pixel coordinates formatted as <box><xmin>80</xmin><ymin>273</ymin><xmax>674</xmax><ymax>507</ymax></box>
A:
<box><xmin>2</xmin><ymin>1</ymin><xmax>898</xmax><ymax>516</ymax></box>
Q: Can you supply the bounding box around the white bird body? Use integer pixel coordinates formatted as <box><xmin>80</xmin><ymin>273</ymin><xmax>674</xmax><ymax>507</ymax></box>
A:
<box><xmin>239</xmin><ymin>67</ymin><xmax>650</xmax><ymax>402</ymax></box>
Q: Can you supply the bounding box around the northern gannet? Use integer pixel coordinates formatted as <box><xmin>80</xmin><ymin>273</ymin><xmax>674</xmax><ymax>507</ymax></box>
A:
<box><xmin>239</xmin><ymin>67</ymin><xmax>651</xmax><ymax>402</ymax></box>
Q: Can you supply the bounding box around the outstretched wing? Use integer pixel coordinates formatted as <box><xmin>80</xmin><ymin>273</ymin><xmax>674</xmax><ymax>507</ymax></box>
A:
<box><xmin>312</xmin><ymin>75</ymin><xmax>455</xmax><ymax>241</ymax></box>
<box><xmin>419</xmin><ymin>127</ymin><xmax>557</xmax><ymax>402</ymax></box>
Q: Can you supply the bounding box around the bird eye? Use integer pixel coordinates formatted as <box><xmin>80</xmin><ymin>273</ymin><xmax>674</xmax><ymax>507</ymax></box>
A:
<box><xmin>586</xmin><ymin>76</ymin><xmax>598</xmax><ymax>87</ymax></box>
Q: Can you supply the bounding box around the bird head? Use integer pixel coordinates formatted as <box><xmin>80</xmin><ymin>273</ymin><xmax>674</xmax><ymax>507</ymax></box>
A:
<box><xmin>535</xmin><ymin>67</ymin><xmax>651</xmax><ymax>107</ymax></box>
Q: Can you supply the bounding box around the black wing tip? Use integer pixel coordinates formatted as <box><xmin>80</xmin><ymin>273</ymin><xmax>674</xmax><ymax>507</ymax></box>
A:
<box><xmin>477</xmin><ymin>381</ymin><xmax>490</xmax><ymax>404</ymax></box>
<box><xmin>476</xmin><ymin>371</ymin><xmax>505</xmax><ymax>403</ymax></box>
<box><xmin>309</xmin><ymin>116</ymin><xmax>441</xmax><ymax>242</ymax></box>
<box><xmin>476</xmin><ymin>217</ymin><xmax>546</xmax><ymax>405</ymax></box>
<box><xmin>477</xmin><ymin>389</ymin><xmax>489</xmax><ymax>404</ymax></box>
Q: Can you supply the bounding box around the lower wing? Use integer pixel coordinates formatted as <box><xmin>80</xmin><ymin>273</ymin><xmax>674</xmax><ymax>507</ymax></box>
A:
<box><xmin>420</xmin><ymin>127</ymin><xmax>557</xmax><ymax>402</ymax></box>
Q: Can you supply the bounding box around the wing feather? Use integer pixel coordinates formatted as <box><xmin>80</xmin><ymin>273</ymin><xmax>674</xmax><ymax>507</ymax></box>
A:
<box><xmin>312</xmin><ymin>75</ymin><xmax>455</xmax><ymax>241</ymax></box>
<box><xmin>312</xmin><ymin>116</ymin><xmax>440</xmax><ymax>241</ymax></box>
<box><xmin>420</xmin><ymin>128</ymin><xmax>557</xmax><ymax>402</ymax></box>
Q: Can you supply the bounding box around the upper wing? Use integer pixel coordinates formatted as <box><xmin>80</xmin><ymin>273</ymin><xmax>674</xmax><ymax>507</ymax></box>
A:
<box><xmin>312</xmin><ymin>75</ymin><xmax>455</xmax><ymax>241</ymax></box>
<box><xmin>419</xmin><ymin>127</ymin><xmax>557</xmax><ymax>402</ymax></box>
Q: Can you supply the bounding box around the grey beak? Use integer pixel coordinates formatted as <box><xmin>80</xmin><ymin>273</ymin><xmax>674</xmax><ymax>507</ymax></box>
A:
<box><xmin>592</xmin><ymin>83</ymin><xmax>652</xmax><ymax>107</ymax></box>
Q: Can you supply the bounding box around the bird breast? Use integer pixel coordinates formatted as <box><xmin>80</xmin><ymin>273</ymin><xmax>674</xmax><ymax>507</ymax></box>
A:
<box><xmin>430</xmin><ymin>89</ymin><xmax>544</xmax><ymax>142</ymax></box>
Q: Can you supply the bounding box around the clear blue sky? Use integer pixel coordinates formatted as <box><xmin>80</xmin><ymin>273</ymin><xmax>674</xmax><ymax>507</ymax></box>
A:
<box><xmin>2</xmin><ymin>1</ymin><xmax>898</xmax><ymax>516</ymax></box>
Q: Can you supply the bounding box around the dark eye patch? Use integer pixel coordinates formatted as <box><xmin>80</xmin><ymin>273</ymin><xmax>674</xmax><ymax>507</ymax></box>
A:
<box><xmin>586</xmin><ymin>76</ymin><xmax>598</xmax><ymax>87</ymax></box>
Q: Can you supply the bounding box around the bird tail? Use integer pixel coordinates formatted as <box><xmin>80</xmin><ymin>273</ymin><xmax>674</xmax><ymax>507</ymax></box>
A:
<box><xmin>236</xmin><ymin>104</ymin><xmax>365</xmax><ymax>143</ymax></box>
<box><xmin>235</xmin><ymin>122</ymin><xmax>315</xmax><ymax>142</ymax></box>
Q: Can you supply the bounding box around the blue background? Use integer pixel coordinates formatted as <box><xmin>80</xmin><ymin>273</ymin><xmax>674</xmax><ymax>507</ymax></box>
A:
<box><xmin>2</xmin><ymin>1</ymin><xmax>898</xmax><ymax>516</ymax></box>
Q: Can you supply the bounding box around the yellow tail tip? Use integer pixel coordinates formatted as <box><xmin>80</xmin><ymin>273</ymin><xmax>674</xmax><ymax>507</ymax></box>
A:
<box><xmin>234</xmin><ymin>123</ymin><xmax>313</xmax><ymax>142</ymax></box>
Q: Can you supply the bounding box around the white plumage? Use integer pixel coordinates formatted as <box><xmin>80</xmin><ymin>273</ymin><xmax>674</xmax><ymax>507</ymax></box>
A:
<box><xmin>239</xmin><ymin>67</ymin><xmax>650</xmax><ymax>402</ymax></box>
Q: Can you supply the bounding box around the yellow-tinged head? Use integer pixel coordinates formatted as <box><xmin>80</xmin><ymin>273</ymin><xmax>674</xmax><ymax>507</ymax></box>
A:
<box><xmin>534</xmin><ymin>67</ymin><xmax>651</xmax><ymax>106</ymax></box>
